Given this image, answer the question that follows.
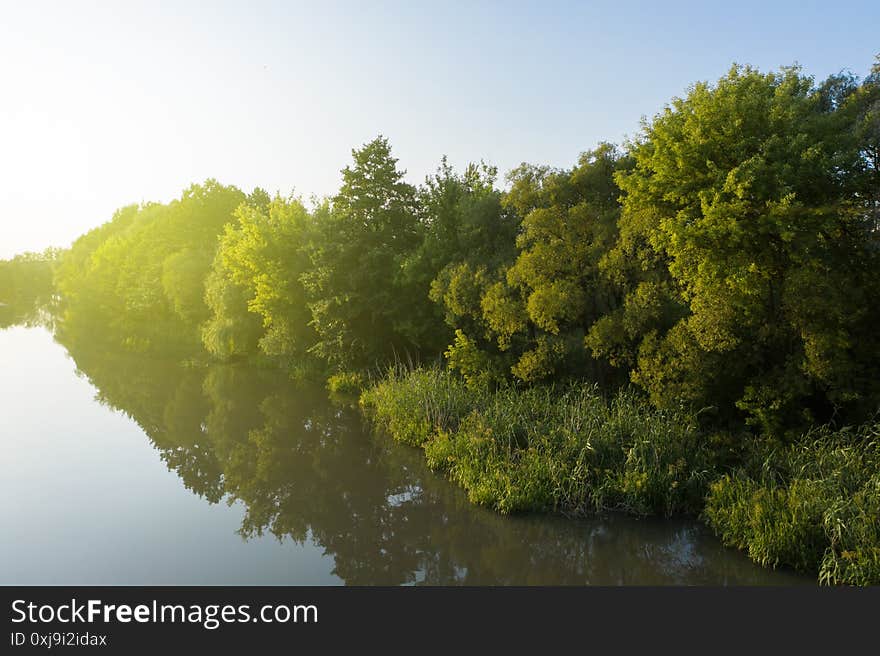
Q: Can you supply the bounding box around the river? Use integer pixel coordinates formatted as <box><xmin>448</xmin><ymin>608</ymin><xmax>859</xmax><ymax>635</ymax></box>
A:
<box><xmin>0</xmin><ymin>324</ymin><xmax>810</xmax><ymax>585</ymax></box>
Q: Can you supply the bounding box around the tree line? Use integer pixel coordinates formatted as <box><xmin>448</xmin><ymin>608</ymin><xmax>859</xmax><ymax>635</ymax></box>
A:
<box><xmin>0</xmin><ymin>248</ymin><xmax>60</xmax><ymax>328</ymax></box>
<box><xmin>48</xmin><ymin>60</ymin><xmax>880</xmax><ymax>438</ymax></box>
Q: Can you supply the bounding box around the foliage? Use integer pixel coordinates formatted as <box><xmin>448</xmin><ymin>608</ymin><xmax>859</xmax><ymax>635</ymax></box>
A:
<box><xmin>361</xmin><ymin>365</ymin><xmax>485</xmax><ymax>446</ymax></box>
<box><xmin>48</xmin><ymin>61</ymin><xmax>879</xmax><ymax>427</ymax></box>
<box><xmin>0</xmin><ymin>248</ymin><xmax>60</xmax><ymax>302</ymax></box>
<box><xmin>302</xmin><ymin>136</ymin><xmax>424</xmax><ymax>370</ymax></box>
<box><xmin>362</xmin><ymin>366</ymin><xmax>715</xmax><ymax>516</ymax></box>
<box><xmin>704</xmin><ymin>422</ymin><xmax>880</xmax><ymax>585</ymax></box>
<box><xmin>326</xmin><ymin>371</ymin><xmax>365</xmax><ymax>395</ymax></box>
<box><xmin>0</xmin><ymin>248</ymin><xmax>61</xmax><ymax>328</ymax></box>
<box><xmin>202</xmin><ymin>194</ymin><xmax>318</xmax><ymax>368</ymax></box>
<box><xmin>430</xmin><ymin>146</ymin><xmax>630</xmax><ymax>385</ymax></box>
<box><xmin>588</xmin><ymin>65</ymin><xmax>880</xmax><ymax>433</ymax></box>
<box><xmin>55</xmin><ymin>180</ymin><xmax>247</xmax><ymax>353</ymax></box>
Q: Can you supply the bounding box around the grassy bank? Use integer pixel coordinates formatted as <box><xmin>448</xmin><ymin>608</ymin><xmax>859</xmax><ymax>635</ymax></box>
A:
<box><xmin>360</xmin><ymin>366</ymin><xmax>880</xmax><ymax>585</ymax></box>
<box><xmin>704</xmin><ymin>424</ymin><xmax>880</xmax><ymax>586</ymax></box>
<box><xmin>361</xmin><ymin>366</ymin><xmax>716</xmax><ymax>516</ymax></box>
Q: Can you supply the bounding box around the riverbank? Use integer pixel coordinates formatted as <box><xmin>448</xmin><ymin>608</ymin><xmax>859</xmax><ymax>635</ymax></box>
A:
<box><xmin>360</xmin><ymin>366</ymin><xmax>880</xmax><ymax>585</ymax></box>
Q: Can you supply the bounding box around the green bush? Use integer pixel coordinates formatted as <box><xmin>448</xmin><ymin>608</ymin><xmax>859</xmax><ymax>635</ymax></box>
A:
<box><xmin>326</xmin><ymin>371</ymin><xmax>366</xmax><ymax>395</ymax></box>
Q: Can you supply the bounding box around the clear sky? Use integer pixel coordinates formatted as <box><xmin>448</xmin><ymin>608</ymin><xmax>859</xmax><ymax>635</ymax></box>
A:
<box><xmin>1</xmin><ymin>0</ymin><xmax>877</xmax><ymax>259</ymax></box>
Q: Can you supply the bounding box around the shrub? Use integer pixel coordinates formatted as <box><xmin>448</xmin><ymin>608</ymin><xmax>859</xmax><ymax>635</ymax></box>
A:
<box><xmin>326</xmin><ymin>371</ymin><xmax>365</xmax><ymax>395</ymax></box>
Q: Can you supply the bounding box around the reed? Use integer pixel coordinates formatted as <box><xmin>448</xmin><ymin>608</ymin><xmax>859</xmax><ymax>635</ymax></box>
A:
<box><xmin>703</xmin><ymin>422</ymin><xmax>880</xmax><ymax>585</ymax></box>
<box><xmin>361</xmin><ymin>366</ymin><xmax>715</xmax><ymax>516</ymax></box>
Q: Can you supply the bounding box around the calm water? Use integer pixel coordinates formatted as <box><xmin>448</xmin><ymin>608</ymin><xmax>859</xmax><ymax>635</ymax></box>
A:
<box><xmin>0</xmin><ymin>325</ymin><xmax>811</xmax><ymax>585</ymax></box>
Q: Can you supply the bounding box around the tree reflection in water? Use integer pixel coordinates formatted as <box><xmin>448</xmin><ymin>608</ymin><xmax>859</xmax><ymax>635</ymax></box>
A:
<box><xmin>50</xmin><ymin>317</ymin><xmax>808</xmax><ymax>586</ymax></box>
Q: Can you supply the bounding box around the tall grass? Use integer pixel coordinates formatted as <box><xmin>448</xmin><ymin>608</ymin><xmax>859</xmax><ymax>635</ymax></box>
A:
<box><xmin>360</xmin><ymin>365</ymin><xmax>488</xmax><ymax>446</ymax></box>
<box><xmin>361</xmin><ymin>366</ymin><xmax>715</xmax><ymax>516</ymax></box>
<box><xmin>703</xmin><ymin>422</ymin><xmax>880</xmax><ymax>585</ymax></box>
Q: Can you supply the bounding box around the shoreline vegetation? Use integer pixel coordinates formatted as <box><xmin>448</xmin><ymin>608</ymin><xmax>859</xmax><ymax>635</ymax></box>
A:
<box><xmin>360</xmin><ymin>366</ymin><xmax>879</xmax><ymax>585</ymax></box>
<box><xmin>2</xmin><ymin>59</ymin><xmax>879</xmax><ymax>584</ymax></box>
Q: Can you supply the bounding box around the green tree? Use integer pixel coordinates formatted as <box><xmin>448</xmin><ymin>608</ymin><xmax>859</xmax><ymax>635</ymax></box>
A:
<box><xmin>435</xmin><ymin>145</ymin><xmax>628</xmax><ymax>386</ymax></box>
<box><xmin>303</xmin><ymin>136</ymin><xmax>422</xmax><ymax>370</ymax></box>
<box><xmin>55</xmin><ymin>180</ymin><xmax>245</xmax><ymax>353</ymax></box>
<box><xmin>588</xmin><ymin>65</ymin><xmax>880</xmax><ymax>433</ymax></box>
<box><xmin>203</xmin><ymin>194</ymin><xmax>318</xmax><ymax>369</ymax></box>
<box><xmin>403</xmin><ymin>157</ymin><xmax>517</xmax><ymax>358</ymax></box>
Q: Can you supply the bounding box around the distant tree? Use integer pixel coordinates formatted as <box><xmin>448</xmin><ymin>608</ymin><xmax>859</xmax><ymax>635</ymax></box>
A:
<box><xmin>0</xmin><ymin>248</ymin><xmax>60</xmax><ymax>327</ymax></box>
<box><xmin>55</xmin><ymin>180</ymin><xmax>245</xmax><ymax>352</ymax></box>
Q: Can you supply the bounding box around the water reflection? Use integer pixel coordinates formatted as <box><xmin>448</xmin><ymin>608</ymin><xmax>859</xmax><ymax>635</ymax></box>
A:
<box><xmin>42</xmin><ymin>317</ymin><xmax>809</xmax><ymax>585</ymax></box>
<box><xmin>0</xmin><ymin>299</ymin><xmax>54</xmax><ymax>332</ymax></box>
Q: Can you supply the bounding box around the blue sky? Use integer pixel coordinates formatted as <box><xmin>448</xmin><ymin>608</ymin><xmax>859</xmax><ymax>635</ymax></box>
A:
<box><xmin>1</xmin><ymin>0</ymin><xmax>878</xmax><ymax>258</ymax></box>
